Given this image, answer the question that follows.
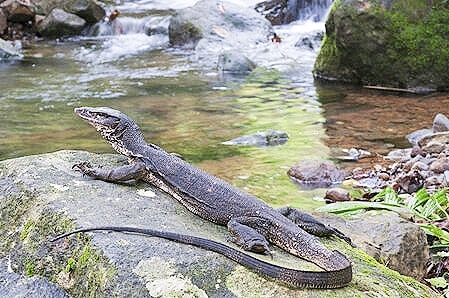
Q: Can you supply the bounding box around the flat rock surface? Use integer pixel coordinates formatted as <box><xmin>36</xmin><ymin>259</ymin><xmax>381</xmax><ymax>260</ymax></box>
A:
<box><xmin>0</xmin><ymin>150</ymin><xmax>439</xmax><ymax>297</ymax></box>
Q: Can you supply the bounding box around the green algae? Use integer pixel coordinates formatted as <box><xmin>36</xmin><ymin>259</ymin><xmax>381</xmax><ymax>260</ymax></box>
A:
<box><xmin>225</xmin><ymin>236</ymin><xmax>439</xmax><ymax>297</ymax></box>
<box><xmin>0</xmin><ymin>173</ymin><xmax>117</xmax><ymax>297</ymax></box>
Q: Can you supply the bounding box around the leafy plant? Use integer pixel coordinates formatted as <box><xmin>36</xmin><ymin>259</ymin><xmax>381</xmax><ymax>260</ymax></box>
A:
<box><xmin>65</xmin><ymin>258</ymin><xmax>77</xmax><ymax>273</ymax></box>
<box><xmin>425</xmin><ymin>276</ymin><xmax>449</xmax><ymax>297</ymax></box>
<box><xmin>318</xmin><ymin>186</ymin><xmax>449</xmax><ymax>247</ymax></box>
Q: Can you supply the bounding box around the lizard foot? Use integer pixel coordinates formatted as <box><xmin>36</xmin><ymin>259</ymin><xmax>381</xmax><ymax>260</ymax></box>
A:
<box><xmin>227</xmin><ymin>217</ymin><xmax>273</xmax><ymax>257</ymax></box>
<box><xmin>279</xmin><ymin>206</ymin><xmax>356</xmax><ymax>247</ymax></box>
<box><xmin>228</xmin><ymin>235</ymin><xmax>273</xmax><ymax>257</ymax></box>
<box><xmin>72</xmin><ymin>161</ymin><xmax>96</xmax><ymax>177</ymax></box>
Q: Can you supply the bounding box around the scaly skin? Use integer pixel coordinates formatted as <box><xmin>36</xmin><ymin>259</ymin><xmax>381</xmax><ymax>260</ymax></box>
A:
<box><xmin>54</xmin><ymin>106</ymin><xmax>353</xmax><ymax>289</ymax></box>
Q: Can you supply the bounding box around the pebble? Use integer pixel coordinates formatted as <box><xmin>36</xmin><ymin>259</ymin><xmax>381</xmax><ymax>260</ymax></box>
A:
<box><xmin>429</xmin><ymin>158</ymin><xmax>449</xmax><ymax>174</ymax></box>
<box><xmin>422</xmin><ymin>141</ymin><xmax>445</xmax><ymax>154</ymax></box>
<box><xmin>432</xmin><ymin>113</ymin><xmax>449</xmax><ymax>132</ymax></box>
<box><xmin>351</xmin><ymin>113</ymin><xmax>449</xmax><ymax>195</ymax></box>
<box><xmin>325</xmin><ymin>188</ymin><xmax>350</xmax><ymax>202</ymax></box>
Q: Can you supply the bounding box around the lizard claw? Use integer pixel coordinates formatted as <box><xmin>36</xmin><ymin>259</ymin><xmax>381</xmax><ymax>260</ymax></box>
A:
<box><xmin>245</xmin><ymin>239</ymin><xmax>273</xmax><ymax>257</ymax></box>
<box><xmin>72</xmin><ymin>162</ymin><xmax>94</xmax><ymax>177</ymax></box>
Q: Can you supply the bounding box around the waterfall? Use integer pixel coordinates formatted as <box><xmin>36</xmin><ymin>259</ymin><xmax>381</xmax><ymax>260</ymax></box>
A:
<box><xmin>289</xmin><ymin>0</ymin><xmax>333</xmax><ymax>22</ymax></box>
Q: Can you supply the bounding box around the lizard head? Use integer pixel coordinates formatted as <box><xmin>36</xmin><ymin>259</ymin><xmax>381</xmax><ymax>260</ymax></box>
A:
<box><xmin>74</xmin><ymin>106</ymin><xmax>146</xmax><ymax>157</ymax></box>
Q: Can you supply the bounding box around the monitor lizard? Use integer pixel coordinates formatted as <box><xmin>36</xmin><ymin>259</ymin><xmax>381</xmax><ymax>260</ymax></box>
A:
<box><xmin>52</xmin><ymin>106</ymin><xmax>353</xmax><ymax>289</ymax></box>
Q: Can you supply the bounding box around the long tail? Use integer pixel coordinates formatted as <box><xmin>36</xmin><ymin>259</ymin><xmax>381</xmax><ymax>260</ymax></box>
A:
<box><xmin>50</xmin><ymin>226</ymin><xmax>352</xmax><ymax>289</ymax></box>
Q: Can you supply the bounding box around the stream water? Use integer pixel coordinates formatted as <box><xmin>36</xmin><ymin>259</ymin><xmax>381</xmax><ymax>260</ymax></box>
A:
<box><xmin>1</xmin><ymin>0</ymin><xmax>448</xmax><ymax>210</ymax></box>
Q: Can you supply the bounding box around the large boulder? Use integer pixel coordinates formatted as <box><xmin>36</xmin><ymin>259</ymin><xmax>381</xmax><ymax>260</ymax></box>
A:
<box><xmin>314</xmin><ymin>0</ymin><xmax>449</xmax><ymax>91</ymax></box>
<box><xmin>33</xmin><ymin>0</ymin><xmax>105</xmax><ymax>23</ymax></box>
<box><xmin>37</xmin><ymin>8</ymin><xmax>86</xmax><ymax>37</ymax></box>
<box><xmin>0</xmin><ymin>150</ymin><xmax>439</xmax><ymax>296</ymax></box>
<box><xmin>64</xmin><ymin>0</ymin><xmax>105</xmax><ymax>24</ymax></box>
<box><xmin>168</xmin><ymin>0</ymin><xmax>273</xmax><ymax>70</ymax></box>
<box><xmin>317</xmin><ymin>210</ymin><xmax>430</xmax><ymax>280</ymax></box>
<box><xmin>1</xmin><ymin>0</ymin><xmax>36</xmax><ymax>23</ymax></box>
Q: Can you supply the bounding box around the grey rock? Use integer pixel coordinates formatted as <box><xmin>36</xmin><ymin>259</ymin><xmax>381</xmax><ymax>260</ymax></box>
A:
<box><xmin>0</xmin><ymin>37</ymin><xmax>22</xmax><ymax>59</ymax></box>
<box><xmin>317</xmin><ymin>211</ymin><xmax>429</xmax><ymax>280</ymax></box>
<box><xmin>432</xmin><ymin>113</ymin><xmax>449</xmax><ymax>133</ymax></box>
<box><xmin>384</xmin><ymin>148</ymin><xmax>412</xmax><ymax>161</ymax></box>
<box><xmin>218</xmin><ymin>51</ymin><xmax>256</xmax><ymax>73</ymax></box>
<box><xmin>294</xmin><ymin>32</ymin><xmax>324</xmax><ymax>50</ymax></box>
<box><xmin>64</xmin><ymin>0</ymin><xmax>105</xmax><ymax>24</ymax></box>
<box><xmin>0</xmin><ymin>150</ymin><xmax>439</xmax><ymax>297</ymax></box>
<box><xmin>425</xmin><ymin>174</ymin><xmax>445</xmax><ymax>188</ymax></box>
<box><xmin>418</xmin><ymin>132</ymin><xmax>449</xmax><ymax>148</ymax></box>
<box><xmin>255</xmin><ymin>0</ymin><xmax>333</xmax><ymax>25</ymax></box>
<box><xmin>37</xmin><ymin>8</ymin><xmax>86</xmax><ymax>37</ymax></box>
<box><xmin>288</xmin><ymin>159</ymin><xmax>349</xmax><ymax>189</ymax></box>
<box><xmin>255</xmin><ymin>0</ymin><xmax>290</xmax><ymax>25</ymax></box>
<box><xmin>406</xmin><ymin>129</ymin><xmax>433</xmax><ymax>146</ymax></box>
<box><xmin>422</xmin><ymin>141</ymin><xmax>445</xmax><ymax>154</ymax></box>
<box><xmin>0</xmin><ymin>258</ymin><xmax>70</xmax><ymax>298</ymax></box>
<box><xmin>222</xmin><ymin>129</ymin><xmax>288</xmax><ymax>146</ymax></box>
<box><xmin>324</xmin><ymin>187</ymin><xmax>350</xmax><ymax>202</ymax></box>
<box><xmin>168</xmin><ymin>0</ymin><xmax>273</xmax><ymax>68</ymax></box>
<box><xmin>410</xmin><ymin>161</ymin><xmax>429</xmax><ymax>171</ymax></box>
<box><xmin>429</xmin><ymin>158</ymin><xmax>449</xmax><ymax>174</ymax></box>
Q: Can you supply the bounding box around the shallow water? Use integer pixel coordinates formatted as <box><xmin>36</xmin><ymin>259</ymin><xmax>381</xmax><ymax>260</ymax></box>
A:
<box><xmin>1</xmin><ymin>1</ymin><xmax>448</xmax><ymax>210</ymax></box>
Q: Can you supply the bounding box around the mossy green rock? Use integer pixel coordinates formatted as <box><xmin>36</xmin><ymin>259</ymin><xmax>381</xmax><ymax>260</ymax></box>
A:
<box><xmin>0</xmin><ymin>151</ymin><xmax>439</xmax><ymax>297</ymax></box>
<box><xmin>314</xmin><ymin>0</ymin><xmax>449</xmax><ymax>91</ymax></box>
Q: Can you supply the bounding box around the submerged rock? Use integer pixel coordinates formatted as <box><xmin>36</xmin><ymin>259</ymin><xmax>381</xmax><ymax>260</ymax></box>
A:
<box><xmin>218</xmin><ymin>51</ymin><xmax>256</xmax><ymax>73</ymax></box>
<box><xmin>288</xmin><ymin>160</ymin><xmax>349</xmax><ymax>189</ymax></box>
<box><xmin>222</xmin><ymin>130</ymin><xmax>288</xmax><ymax>146</ymax></box>
<box><xmin>0</xmin><ymin>150</ymin><xmax>439</xmax><ymax>297</ymax></box>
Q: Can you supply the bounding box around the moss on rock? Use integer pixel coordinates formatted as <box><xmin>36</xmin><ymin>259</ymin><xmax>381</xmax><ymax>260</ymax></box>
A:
<box><xmin>314</xmin><ymin>0</ymin><xmax>449</xmax><ymax>91</ymax></box>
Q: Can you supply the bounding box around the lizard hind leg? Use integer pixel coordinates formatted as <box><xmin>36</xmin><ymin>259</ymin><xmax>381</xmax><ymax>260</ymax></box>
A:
<box><xmin>227</xmin><ymin>217</ymin><xmax>272</xmax><ymax>256</ymax></box>
<box><xmin>278</xmin><ymin>206</ymin><xmax>355</xmax><ymax>247</ymax></box>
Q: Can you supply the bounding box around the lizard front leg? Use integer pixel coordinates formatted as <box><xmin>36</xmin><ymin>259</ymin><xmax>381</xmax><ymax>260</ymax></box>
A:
<box><xmin>73</xmin><ymin>160</ymin><xmax>146</xmax><ymax>182</ymax></box>
<box><xmin>278</xmin><ymin>206</ymin><xmax>355</xmax><ymax>247</ymax></box>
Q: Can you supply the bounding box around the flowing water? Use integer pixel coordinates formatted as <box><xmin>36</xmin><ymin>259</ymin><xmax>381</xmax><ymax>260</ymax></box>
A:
<box><xmin>1</xmin><ymin>0</ymin><xmax>447</xmax><ymax>210</ymax></box>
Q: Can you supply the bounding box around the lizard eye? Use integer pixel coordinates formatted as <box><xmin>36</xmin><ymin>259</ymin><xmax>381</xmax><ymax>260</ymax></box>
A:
<box><xmin>91</xmin><ymin>112</ymin><xmax>120</xmax><ymax>128</ymax></box>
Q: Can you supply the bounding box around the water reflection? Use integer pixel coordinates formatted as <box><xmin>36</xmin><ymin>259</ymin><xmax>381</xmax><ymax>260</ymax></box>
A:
<box><xmin>316</xmin><ymin>81</ymin><xmax>449</xmax><ymax>168</ymax></box>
